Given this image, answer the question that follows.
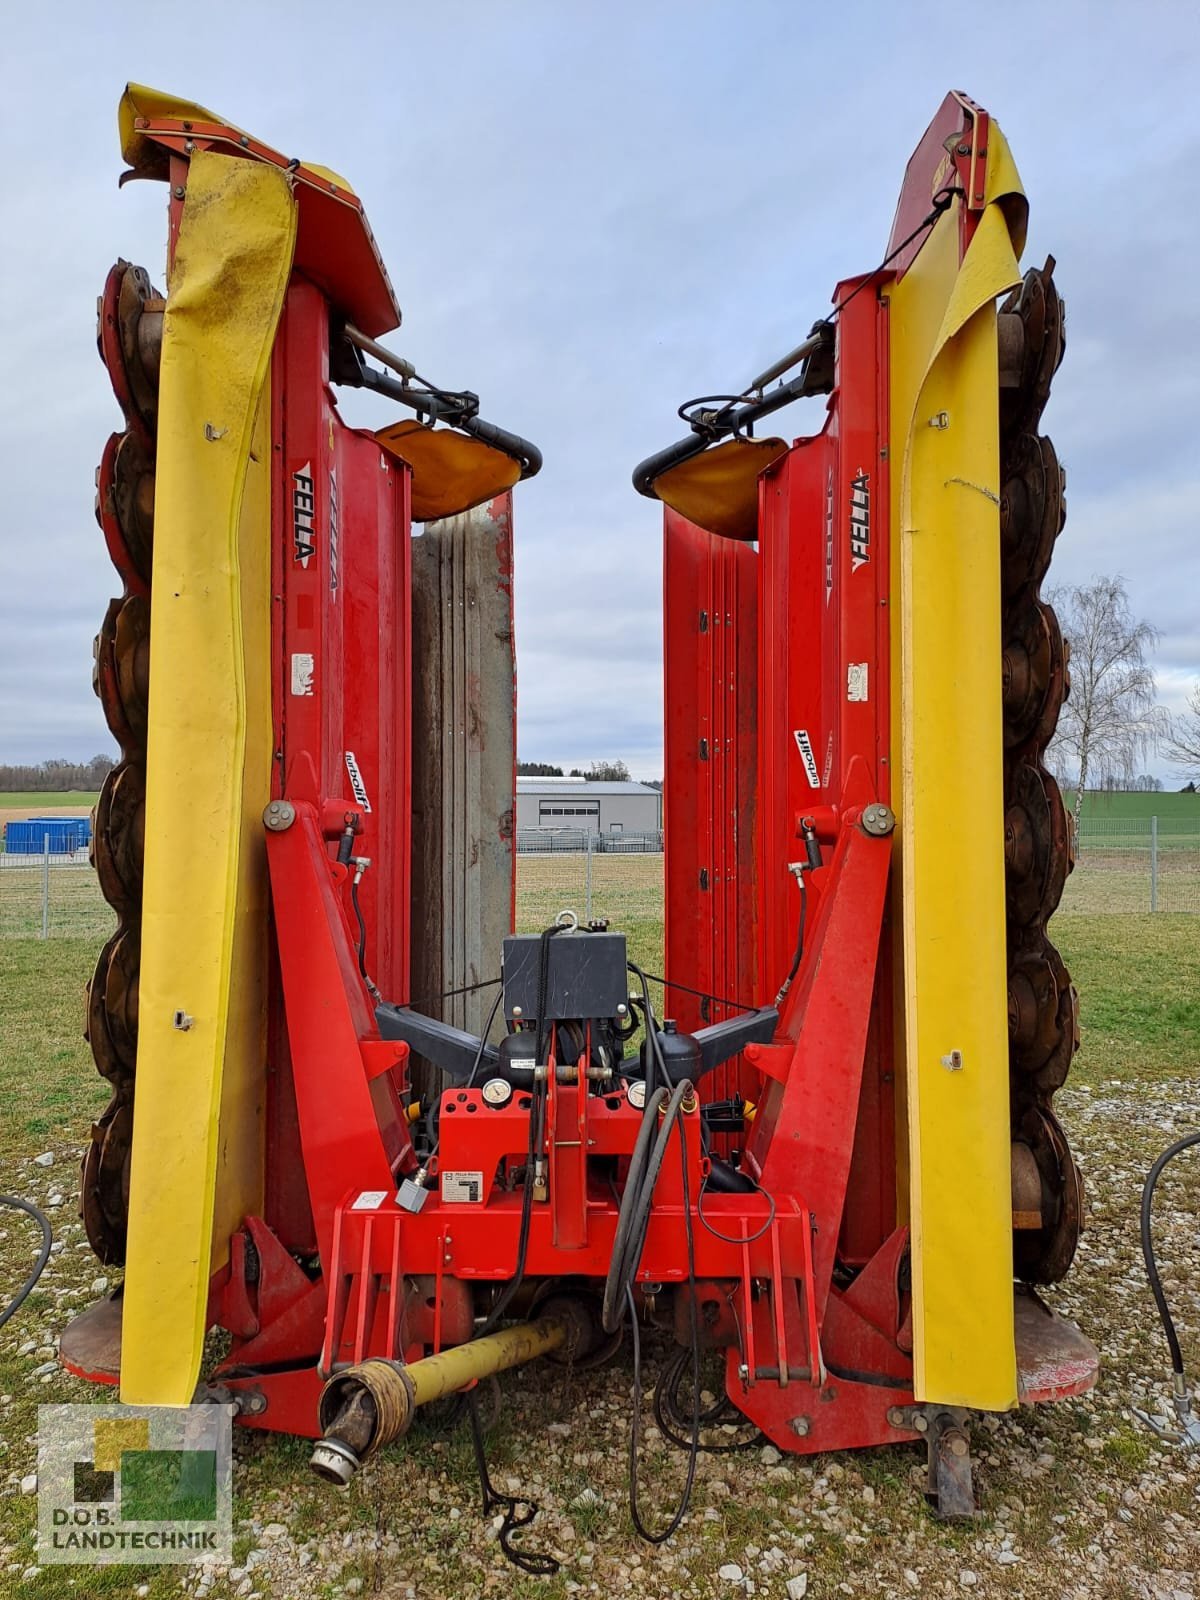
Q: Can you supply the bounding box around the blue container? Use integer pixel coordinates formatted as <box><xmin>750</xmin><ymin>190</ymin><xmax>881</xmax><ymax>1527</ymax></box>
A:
<box><xmin>3</xmin><ymin>816</ymin><xmax>93</xmax><ymax>855</ymax></box>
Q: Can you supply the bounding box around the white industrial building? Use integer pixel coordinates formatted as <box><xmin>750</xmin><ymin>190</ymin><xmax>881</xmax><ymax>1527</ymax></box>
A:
<box><xmin>516</xmin><ymin>778</ymin><xmax>662</xmax><ymax>837</ymax></box>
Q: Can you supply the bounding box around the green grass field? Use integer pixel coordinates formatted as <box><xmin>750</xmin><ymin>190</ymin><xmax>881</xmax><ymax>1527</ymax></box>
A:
<box><xmin>1066</xmin><ymin>789</ymin><xmax>1199</xmax><ymax>821</ymax></box>
<box><xmin>0</xmin><ymin>792</ymin><xmax>98</xmax><ymax>812</ymax></box>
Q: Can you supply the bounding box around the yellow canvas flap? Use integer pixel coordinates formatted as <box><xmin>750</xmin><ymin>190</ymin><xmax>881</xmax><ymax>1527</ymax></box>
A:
<box><xmin>376</xmin><ymin>419</ymin><xmax>522</xmax><ymax>522</ymax></box>
<box><xmin>121</xmin><ymin>148</ymin><xmax>296</xmax><ymax>1406</ymax></box>
<box><xmin>652</xmin><ymin>436</ymin><xmax>788</xmax><ymax>540</ymax></box>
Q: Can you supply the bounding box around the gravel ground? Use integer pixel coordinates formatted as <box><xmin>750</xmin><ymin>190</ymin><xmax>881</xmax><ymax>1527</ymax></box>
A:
<box><xmin>3</xmin><ymin>1076</ymin><xmax>1200</xmax><ymax>1600</ymax></box>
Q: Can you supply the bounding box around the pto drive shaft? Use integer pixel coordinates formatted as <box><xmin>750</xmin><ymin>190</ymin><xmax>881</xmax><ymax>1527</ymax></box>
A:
<box><xmin>311</xmin><ymin>1303</ymin><xmax>593</xmax><ymax>1485</ymax></box>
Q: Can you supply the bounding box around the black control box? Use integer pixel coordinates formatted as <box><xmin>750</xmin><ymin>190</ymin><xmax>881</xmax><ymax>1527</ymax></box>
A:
<box><xmin>502</xmin><ymin>931</ymin><xmax>628</xmax><ymax>1022</ymax></box>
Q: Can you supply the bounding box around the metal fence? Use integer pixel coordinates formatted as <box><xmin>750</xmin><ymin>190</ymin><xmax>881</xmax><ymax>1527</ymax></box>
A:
<box><xmin>1059</xmin><ymin>814</ymin><xmax>1200</xmax><ymax>915</ymax></box>
<box><xmin>0</xmin><ymin>849</ymin><xmax>666</xmax><ymax>945</ymax></box>
<box><xmin>0</xmin><ymin>847</ymin><xmax>114</xmax><ymax>940</ymax></box>
<box><xmin>3</xmin><ymin>812</ymin><xmax>1195</xmax><ymax>941</ymax></box>
<box><xmin>516</xmin><ymin>829</ymin><xmax>663</xmax><ymax>855</ymax></box>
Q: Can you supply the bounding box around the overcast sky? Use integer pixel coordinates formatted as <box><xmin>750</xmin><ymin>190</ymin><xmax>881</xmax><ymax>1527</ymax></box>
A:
<box><xmin>2</xmin><ymin>2</ymin><xmax>1196</xmax><ymax>781</ymax></box>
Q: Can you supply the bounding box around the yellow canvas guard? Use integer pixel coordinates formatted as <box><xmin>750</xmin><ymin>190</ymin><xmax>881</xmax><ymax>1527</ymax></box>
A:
<box><xmin>120</xmin><ymin>149</ymin><xmax>296</xmax><ymax>1405</ymax></box>
<box><xmin>888</xmin><ymin>126</ymin><xmax>1026</xmax><ymax>1410</ymax></box>
<box><xmin>376</xmin><ymin>419</ymin><xmax>522</xmax><ymax>522</ymax></box>
<box><xmin>652</xmin><ymin>435</ymin><xmax>788</xmax><ymax>540</ymax></box>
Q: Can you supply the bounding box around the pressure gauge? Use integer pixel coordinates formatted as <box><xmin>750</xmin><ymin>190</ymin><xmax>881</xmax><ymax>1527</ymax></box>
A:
<box><xmin>481</xmin><ymin>1078</ymin><xmax>513</xmax><ymax>1108</ymax></box>
<box><xmin>627</xmin><ymin>1079</ymin><xmax>647</xmax><ymax>1109</ymax></box>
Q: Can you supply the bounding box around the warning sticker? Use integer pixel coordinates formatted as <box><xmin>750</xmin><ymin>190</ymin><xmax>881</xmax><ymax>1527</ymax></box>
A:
<box><xmin>441</xmin><ymin>1171</ymin><xmax>485</xmax><ymax>1204</ymax></box>
<box><xmin>847</xmin><ymin>662</ymin><xmax>869</xmax><ymax>702</ymax></box>
<box><xmin>291</xmin><ymin>652</ymin><xmax>314</xmax><ymax>697</ymax></box>
<box><xmin>794</xmin><ymin>729</ymin><xmax>821</xmax><ymax>789</ymax></box>
<box><xmin>351</xmin><ymin>1191</ymin><xmax>387</xmax><ymax>1211</ymax></box>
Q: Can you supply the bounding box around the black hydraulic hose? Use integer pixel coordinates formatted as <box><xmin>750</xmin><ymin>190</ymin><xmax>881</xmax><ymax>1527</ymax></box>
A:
<box><xmin>1141</xmin><ymin>1132</ymin><xmax>1200</xmax><ymax>1380</ymax></box>
<box><xmin>459</xmin><ymin>412</ymin><xmax>543</xmax><ymax>480</ymax></box>
<box><xmin>629</xmin><ymin>961</ymin><xmax>668</xmax><ymax>1101</ymax></box>
<box><xmin>632</xmin><ymin>364</ymin><xmax>821</xmax><ymax>499</ymax></box>
<box><xmin>475</xmin><ymin>1074</ymin><xmax>543</xmax><ymax>1341</ymax></box>
<box><xmin>604</xmin><ymin>1079</ymin><xmax>694</xmax><ymax>1337</ymax></box>
<box><xmin>344</xmin><ymin>357</ymin><xmax>543</xmax><ymax>479</ymax></box>
<box><xmin>0</xmin><ymin>1196</ymin><xmax>53</xmax><ymax>1331</ymax></box>
<box><xmin>475</xmin><ymin>924</ymin><xmax>563</xmax><ymax>1340</ymax></box>
<box><xmin>602</xmin><ymin>1086</ymin><xmax>670</xmax><ymax>1334</ymax></box>
<box><xmin>625</xmin><ymin>1081</ymin><xmax>702</xmax><ymax>1543</ymax></box>
<box><xmin>774</xmin><ymin>872</ymin><xmax>808</xmax><ymax>1008</ymax></box>
<box><xmin>632</xmin><ymin>191</ymin><xmax>953</xmax><ymax>501</ymax></box>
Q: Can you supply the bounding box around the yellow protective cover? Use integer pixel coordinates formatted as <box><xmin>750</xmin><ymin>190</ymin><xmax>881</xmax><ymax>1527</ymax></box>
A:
<box><xmin>376</xmin><ymin>419</ymin><xmax>522</xmax><ymax>522</ymax></box>
<box><xmin>119</xmin><ymin>82</ymin><xmax>355</xmax><ymax>193</ymax></box>
<box><xmin>652</xmin><ymin>435</ymin><xmax>788</xmax><ymax>540</ymax></box>
<box><xmin>888</xmin><ymin>128</ymin><xmax>1026</xmax><ymax>1410</ymax></box>
<box><xmin>120</xmin><ymin>149</ymin><xmax>296</xmax><ymax>1405</ymax></box>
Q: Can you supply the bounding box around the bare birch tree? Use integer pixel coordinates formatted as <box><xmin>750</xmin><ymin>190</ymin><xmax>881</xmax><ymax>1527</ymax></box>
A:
<box><xmin>1165</xmin><ymin>685</ymin><xmax>1200</xmax><ymax>783</ymax></box>
<box><xmin>1047</xmin><ymin>577</ymin><xmax>1164</xmax><ymax>824</ymax></box>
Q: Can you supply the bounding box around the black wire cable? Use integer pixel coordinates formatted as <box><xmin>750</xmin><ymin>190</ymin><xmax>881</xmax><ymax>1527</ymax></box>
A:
<box><xmin>349</xmin><ymin>876</ymin><xmax>381</xmax><ymax>1001</ymax></box>
<box><xmin>0</xmin><ymin>1196</ymin><xmax>53</xmax><ymax>1330</ymax></box>
<box><xmin>466</xmin><ymin>1388</ymin><xmax>558</xmax><ymax>1575</ymax></box>
<box><xmin>1141</xmin><ymin>1132</ymin><xmax>1200</xmax><ymax>1381</ymax></box>
<box><xmin>827</xmin><ymin>188</ymin><xmax>956</xmax><ymax>322</ymax></box>
<box><xmin>625</xmin><ymin>1087</ymin><xmax>701</xmax><ymax>1542</ymax></box>
<box><xmin>637</xmin><ymin>971</ymin><xmax>756</xmax><ymax>1016</ymax></box>
<box><xmin>403</xmin><ymin>975</ymin><xmax>502</xmax><ymax>1012</ymax></box>
<box><xmin>628</xmin><ymin>961</ymin><xmax>669</xmax><ymax>1099</ymax></box>
<box><xmin>474</xmin><ymin>923</ymin><xmax>564</xmax><ymax>1341</ymax></box>
<box><xmin>420</xmin><ymin>986</ymin><xmax>506</xmax><ymax>1170</ymax></box>
<box><xmin>676</xmin><ymin>190</ymin><xmax>957</xmax><ymax>437</ymax></box>
<box><xmin>696</xmin><ymin>1178</ymin><xmax>777</xmax><ymax>1247</ymax></box>
<box><xmin>652</xmin><ymin>1344</ymin><xmax>764</xmax><ymax>1454</ymax></box>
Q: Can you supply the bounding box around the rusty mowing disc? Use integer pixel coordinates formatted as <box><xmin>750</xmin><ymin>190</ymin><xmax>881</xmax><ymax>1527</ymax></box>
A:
<box><xmin>97</xmin><ymin>260</ymin><xmax>162</xmax><ymax>441</ymax></box>
<box><xmin>1002</xmin><ymin>598</ymin><xmax>1066</xmax><ymax>756</ymax></box>
<box><xmin>1013</xmin><ymin>1104</ymin><xmax>1083</xmax><ymax>1285</ymax></box>
<box><xmin>1007</xmin><ymin>942</ymin><xmax>1079</xmax><ymax>1093</ymax></box>
<box><xmin>103</xmin><ymin>925</ymin><xmax>140</xmax><ymax>1069</ymax></box>
<box><xmin>113</xmin><ymin>595</ymin><xmax>151</xmax><ymax>742</ymax></box>
<box><xmin>92</xmin><ymin>599</ymin><xmax>135</xmax><ymax>751</ymax></box>
<box><xmin>92</xmin><ymin>760</ymin><xmax>145</xmax><ymax>916</ymax></box>
<box><xmin>95</xmin><ymin>432</ymin><xmax>151</xmax><ymax>598</ymax></box>
<box><xmin>1000</xmin><ymin>433</ymin><xmax>1063</xmax><ymax>602</ymax></box>
<box><xmin>111</xmin><ymin>431</ymin><xmax>155</xmax><ymax>588</ymax></box>
<box><xmin>999</xmin><ymin>258</ymin><xmax>1065</xmax><ymax>439</ymax></box>
<box><xmin>82</xmin><ymin>1096</ymin><xmax>133</xmax><ymax>1266</ymax></box>
<box><xmin>1004</xmin><ymin>764</ymin><xmax>1071</xmax><ymax>930</ymax></box>
<box><xmin>86</xmin><ymin>934</ymin><xmax>125</xmax><ymax>1083</ymax></box>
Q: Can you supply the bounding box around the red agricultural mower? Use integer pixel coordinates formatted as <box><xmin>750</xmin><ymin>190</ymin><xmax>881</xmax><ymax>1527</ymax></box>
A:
<box><xmin>56</xmin><ymin>84</ymin><xmax>1102</xmax><ymax>1557</ymax></box>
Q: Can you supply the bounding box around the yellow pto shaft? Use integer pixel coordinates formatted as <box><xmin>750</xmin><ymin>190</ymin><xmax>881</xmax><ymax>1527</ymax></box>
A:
<box><xmin>311</xmin><ymin>1309</ymin><xmax>587</xmax><ymax>1485</ymax></box>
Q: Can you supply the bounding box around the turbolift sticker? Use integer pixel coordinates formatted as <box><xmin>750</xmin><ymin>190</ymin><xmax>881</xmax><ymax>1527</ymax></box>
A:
<box><xmin>794</xmin><ymin>729</ymin><xmax>821</xmax><ymax>789</ymax></box>
<box><xmin>344</xmin><ymin>751</ymin><xmax>372</xmax><ymax>813</ymax></box>
<box><xmin>292</xmin><ymin>463</ymin><xmax>316</xmax><ymax>567</ymax></box>
<box><xmin>850</xmin><ymin>468</ymin><xmax>870</xmax><ymax>571</ymax></box>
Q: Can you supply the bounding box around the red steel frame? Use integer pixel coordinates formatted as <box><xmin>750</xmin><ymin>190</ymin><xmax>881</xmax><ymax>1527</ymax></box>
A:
<box><xmin>661</xmin><ymin>281</ymin><xmax>914</xmax><ymax>1451</ymax></box>
<box><xmin>212</xmin><ymin>277</ymin><xmax>920</xmax><ymax>1453</ymax></box>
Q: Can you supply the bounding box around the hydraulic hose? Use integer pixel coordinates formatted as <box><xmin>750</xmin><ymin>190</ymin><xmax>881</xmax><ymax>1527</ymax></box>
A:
<box><xmin>1141</xmin><ymin>1132</ymin><xmax>1200</xmax><ymax>1382</ymax></box>
<box><xmin>0</xmin><ymin>1195</ymin><xmax>53</xmax><ymax>1331</ymax></box>
<box><xmin>602</xmin><ymin>1080</ymin><xmax>693</xmax><ymax>1334</ymax></box>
